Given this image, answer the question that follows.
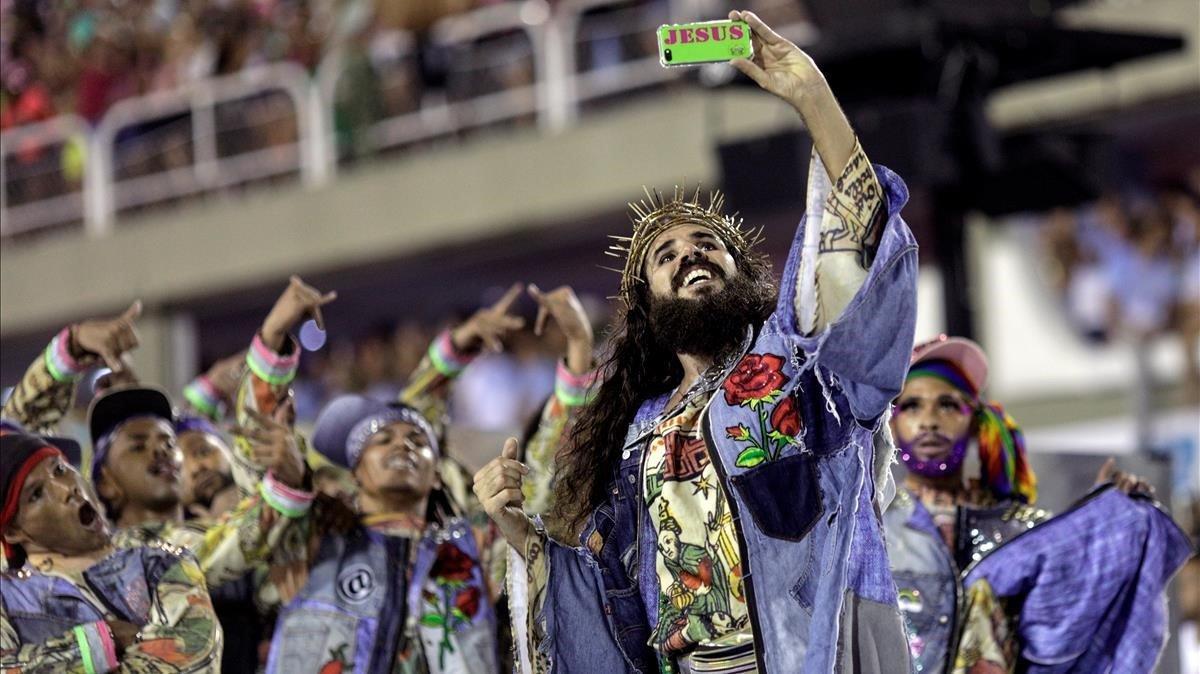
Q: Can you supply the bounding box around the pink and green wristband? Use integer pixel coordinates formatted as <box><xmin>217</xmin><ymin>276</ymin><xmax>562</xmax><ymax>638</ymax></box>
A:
<box><xmin>73</xmin><ymin>621</ymin><xmax>119</xmax><ymax>674</ymax></box>
<box><xmin>246</xmin><ymin>334</ymin><xmax>300</xmax><ymax>387</ymax></box>
<box><xmin>45</xmin><ymin>327</ymin><xmax>88</xmax><ymax>383</ymax></box>
<box><xmin>259</xmin><ymin>471</ymin><xmax>315</xmax><ymax>518</ymax></box>
<box><xmin>555</xmin><ymin>361</ymin><xmax>600</xmax><ymax>407</ymax></box>
<box><xmin>428</xmin><ymin>330</ymin><xmax>476</xmax><ymax>377</ymax></box>
<box><xmin>183</xmin><ymin>375</ymin><xmax>226</xmax><ymax>421</ymax></box>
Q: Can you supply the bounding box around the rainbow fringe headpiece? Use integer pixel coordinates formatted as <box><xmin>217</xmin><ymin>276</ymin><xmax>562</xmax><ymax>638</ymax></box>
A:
<box><xmin>605</xmin><ymin>185</ymin><xmax>763</xmax><ymax>305</ymax></box>
<box><xmin>906</xmin><ymin>358</ymin><xmax>1038</xmax><ymax>504</ymax></box>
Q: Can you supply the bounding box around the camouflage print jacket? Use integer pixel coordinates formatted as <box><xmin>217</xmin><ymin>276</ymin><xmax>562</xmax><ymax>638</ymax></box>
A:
<box><xmin>1</xmin><ymin>538</ymin><xmax>222</xmax><ymax>673</ymax></box>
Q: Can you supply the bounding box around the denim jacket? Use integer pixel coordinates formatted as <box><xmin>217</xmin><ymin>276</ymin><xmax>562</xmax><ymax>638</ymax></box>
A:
<box><xmin>510</xmin><ymin>151</ymin><xmax>919</xmax><ymax>674</ymax></box>
<box><xmin>882</xmin><ymin>490</ymin><xmax>1050</xmax><ymax>674</ymax></box>
<box><xmin>2</xmin><ymin>541</ymin><xmax>222</xmax><ymax>673</ymax></box>
<box><xmin>958</xmin><ymin>486</ymin><xmax>1192</xmax><ymax>674</ymax></box>
<box><xmin>266</xmin><ymin>517</ymin><xmax>497</xmax><ymax>674</ymax></box>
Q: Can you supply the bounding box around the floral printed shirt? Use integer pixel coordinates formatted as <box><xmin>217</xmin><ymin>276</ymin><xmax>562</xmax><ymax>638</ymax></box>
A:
<box><xmin>643</xmin><ymin>396</ymin><xmax>748</xmax><ymax>653</ymax></box>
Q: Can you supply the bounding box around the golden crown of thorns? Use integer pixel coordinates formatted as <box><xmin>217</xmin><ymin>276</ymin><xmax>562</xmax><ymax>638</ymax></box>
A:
<box><xmin>605</xmin><ymin>185</ymin><xmax>764</xmax><ymax>304</ymax></box>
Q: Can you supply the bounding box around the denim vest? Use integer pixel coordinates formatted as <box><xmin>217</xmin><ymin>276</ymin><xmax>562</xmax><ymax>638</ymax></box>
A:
<box><xmin>533</xmin><ymin>163</ymin><xmax>919</xmax><ymax>674</ymax></box>
<box><xmin>882</xmin><ymin>490</ymin><xmax>1051</xmax><ymax>674</ymax></box>
<box><xmin>266</xmin><ymin>516</ymin><xmax>497</xmax><ymax>674</ymax></box>
<box><xmin>2</xmin><ymin>545</ymin><xmax>185</xmax><ymax>643</ymax></box>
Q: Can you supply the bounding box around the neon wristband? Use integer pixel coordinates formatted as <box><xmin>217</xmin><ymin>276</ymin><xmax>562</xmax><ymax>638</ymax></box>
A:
<box><xmin>260</xmin><ymin>470</ymin><xmax>314</xmax><ymax>518</ymax></box>
<box><xmin>554</xmin><ymin>360</ymin><xmax>599</xmax><ymax>407</ymax></box>
<box><xmin>45</xmin><ymin>327</ymin><xmax>87</xmax><ymax>382</ymax></box>
<box><xmin>246</xmin><ymin>334</ymin><xmax>300</xmax><ymax>386</ymax></box>
<box><xmin>428</xmin><ymin>330</ymin><xmax>475</xmax><ymax>377</ymax></box>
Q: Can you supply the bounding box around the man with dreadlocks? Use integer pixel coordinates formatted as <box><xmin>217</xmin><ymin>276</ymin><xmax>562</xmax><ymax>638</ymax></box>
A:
<box><xmin>475</xmin><ymin>10</ymin><xmax>918</xmax><ymax>674</ymax></box>
<box><xmin>886</xmin><ymin>336</ymin><xmax>1191</xmax><ymax>674</ymax></box>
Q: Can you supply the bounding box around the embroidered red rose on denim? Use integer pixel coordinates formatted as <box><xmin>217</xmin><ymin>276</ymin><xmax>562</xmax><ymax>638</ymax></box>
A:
<box><xmin>722</xmin><ymin>353</ymin><xmax>788</xmax><ymax>406</ymax></box>
<box><xmin>431</xmin><ymin>542</ymin><xmax>474</xmax><ymax>583</ymax></box>
<box><xmin>770</xmin><ymin>395</ymin><xmax>802</xmax><ymax>438</ymax></box>
<box><xmin>454</xmin><ymin>585</ymin><xmax>481</xmax><ymax>618</ymax></box>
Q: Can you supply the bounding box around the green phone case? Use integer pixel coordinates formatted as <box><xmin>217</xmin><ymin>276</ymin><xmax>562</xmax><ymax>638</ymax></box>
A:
<box><xmin>657</xmin><ymin>20</ymin><xmax>752</xmax><ymax>67</ymax></box>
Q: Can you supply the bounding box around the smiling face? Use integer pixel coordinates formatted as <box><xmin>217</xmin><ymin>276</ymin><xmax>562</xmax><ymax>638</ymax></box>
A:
<box><xmin>179</xmin><ymin>430</ymin><xmax>234</xmax><ymax>509</ymax></box>
<box><xmin>890</xmin><ymin>377</ymin><xmax>974</xmax><ymax>462</ymax></box>
<box><xmin>6</xmin><ymin>454</ymin><xmax>110</xmax><ymax>556</ymax></box>
<box><xmin>98</xmin><ymin>418</ymin><xmax>183</xmax><ymax>515</ymax></box>
<box><xmin>643</xmin><ymin>224</ymin><xmax>738</xmax><ymax>302</ymax></box>
<box><xmin>353</xmin><ymin>421</ymin><xmax>439</xmax><ymax>500</ymax></box>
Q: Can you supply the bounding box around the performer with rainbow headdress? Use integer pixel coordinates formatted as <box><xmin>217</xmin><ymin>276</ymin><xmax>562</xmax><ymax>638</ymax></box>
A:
<box><xmin>885</xmin><ymin>335</ymin><xmax>1191</xmax><ymax>674</ymax></box>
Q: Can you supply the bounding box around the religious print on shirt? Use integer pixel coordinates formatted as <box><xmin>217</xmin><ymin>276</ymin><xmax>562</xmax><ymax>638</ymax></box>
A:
<box><xmin>643</xmin><ymin>398</ymin><xmax>749</xmax><ymax>653</ymax></box>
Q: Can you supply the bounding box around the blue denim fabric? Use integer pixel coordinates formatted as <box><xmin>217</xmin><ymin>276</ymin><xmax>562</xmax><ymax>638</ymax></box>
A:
<box><xmin>2</xmin><ymin>545</ymin><xmax>188</xmax><ymax>645</ymax></box>
<box><xmin>964</xmin><ymin>486</ymin><xmax>1192</xmax><ymax>674</ymax></box>
<box><xmin>534</xmin><ymin>165</ymin><xmax>919</xmax><ymax>673</ymax></box>
<box><xmin>883</xmin><ymin>493</ymin><xmax>961</xmax><ymax>674</ymax></box>
<box><xmin>267</xmin><ymin>517</ymin><xmax>496</xmax><ymax>674</ymax></box>
<box><xmin>2</xmin><ymin>567</ymin><xmax>110</xmax><ymax>644</ymax></box>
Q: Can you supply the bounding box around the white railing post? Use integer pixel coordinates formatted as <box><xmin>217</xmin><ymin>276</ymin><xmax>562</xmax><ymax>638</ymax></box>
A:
<box><xmin>192</xmin><ymin>80</ymin><xmax>219</xmax><ymax>189</ymax></box>
<box><xmin>312</xmin><ymin>50</ymin><xmax>345</xmax><ymax>184</ymax></box>
<box><xmin>542</xmin><ymin>9</ymin><xmax>572</xmax><ymax>131</ymax></box>
<box><xmin>85</xmin><ymin>119</ymin><xmax>115</xmax><ymax>237</ymax></box>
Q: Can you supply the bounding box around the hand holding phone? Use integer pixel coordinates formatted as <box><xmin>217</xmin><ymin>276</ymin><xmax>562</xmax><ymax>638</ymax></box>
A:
<box><xmin>658</xmin><ymin>20</ymin><xmax>753</xmax><ymax>67</ymax></box>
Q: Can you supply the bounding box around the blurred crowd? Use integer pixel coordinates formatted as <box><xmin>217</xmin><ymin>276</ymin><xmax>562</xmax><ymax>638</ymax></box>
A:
<box><xmin>1041</xmin><ymin>168</ymin><xmax>1200</xmax><ymax>405</ymax></box>
<box><xmin>1</xmin><ymin>0</ymin><xmax>814</xmax><ymax>217</ymax></box>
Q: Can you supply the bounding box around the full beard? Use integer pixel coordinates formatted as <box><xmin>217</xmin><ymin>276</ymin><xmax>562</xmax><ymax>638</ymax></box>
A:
<box><xmin>649</xmin><ymin>270</ymin><xmax>772</xmax><ymax>360</ymax></box>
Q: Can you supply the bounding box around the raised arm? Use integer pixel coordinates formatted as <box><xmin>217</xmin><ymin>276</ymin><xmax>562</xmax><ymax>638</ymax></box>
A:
<box><xmin>728</xmin><ymin>10</ymin><xmax>886</xmax><ymax>334</ymax></box>
<box><xmin>180</xmin><ymin>350</ymin><xmax>246</xmax><ymax>423</ymax></box>
<box><xmin>732</xmin><ymin>11</ymin><xmax>917</xmax><ymax>424</ymax></box>
<box><xmin>230</xmin><ymin>276</ymin><xmax>334</xmax><ymax>493</ymax></box>
<box><xmin>2</xmin><ymin>303</ymin><xmax>141</xmax><ymax>434</ymax></box>
<box><xmin>521</xmin><ymin>285</ymin><xmax>598</xmax><ymax>523</ymax></box>
<box><xmin>399</xmin><ymin>282</ymin><xmax>525</xmax><ymax>431</ymax></box>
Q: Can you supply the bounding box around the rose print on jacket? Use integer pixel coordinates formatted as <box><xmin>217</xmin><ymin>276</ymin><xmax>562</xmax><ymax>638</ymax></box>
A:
<box><xmin>419</xmin><ymin>542</ymin><xmax>482</xmax><ymax>669</ymax></box>
<box><xmin>722</xmin><ymin>353</ymin><xmax>802</xmax><ymax>467</ymax></box>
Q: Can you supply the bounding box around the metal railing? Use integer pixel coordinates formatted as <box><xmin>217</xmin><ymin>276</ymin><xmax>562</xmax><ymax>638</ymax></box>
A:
<box><xmin>86</xmin><ymin>62</ymin><xmax>321</xmax><ymax>235</ymax></box>
<box><xmin>1</xmin><ymin>0</ymin><xmax>755</xmax><ymax>240</ymax></box>
<box><xmin>1</xmin><ymin>115</ymin><xmax>89</xmax><ymax>237</ymax></box>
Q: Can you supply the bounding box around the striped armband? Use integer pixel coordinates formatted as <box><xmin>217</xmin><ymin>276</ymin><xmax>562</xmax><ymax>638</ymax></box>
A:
<box><xmin>554</xmin><ymin>360</ymin><xmax>600</xmax><ymax>407</ymax></box>
<box><xmin>45</xmin><ymin>327</ymin><xmax>87</xmax><ymax>383</ymax></box>
<box><xmin>260</xmin><ymin>470</ymin><xmax>314</xmax><ymax>518</ymax></box>
<box><xmin>247</xmin><ymin>333</ymin><xmax>300</xmax><ymax>387</ymax></box>
<box><xmin>428</xmin><ymin>330</ymin><xmax>475</xmax><ymax>377</ymax></box>
<box><xmin>73</xmin><ymin>621</ymin><xmax>119</xmax><ymax>674</ymax></box>
<box><xmin>183</xmin><ymin>375</ymin><xmax>225</xmax><ymax>421</ymax></box>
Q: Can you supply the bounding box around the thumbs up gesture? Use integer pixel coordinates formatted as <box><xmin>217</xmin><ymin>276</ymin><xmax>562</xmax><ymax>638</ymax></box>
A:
<box><xmin>473</xmin><ymin>438</ymin><xmax>534</xmax><ymax>552</ymax></box>
<box><xmin>73</xmin><ymin>301</ymin><xmax>143</xmax><ymax>373</ymax></box>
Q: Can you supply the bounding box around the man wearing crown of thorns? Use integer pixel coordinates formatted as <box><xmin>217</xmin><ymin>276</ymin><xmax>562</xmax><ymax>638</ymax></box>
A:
<box><xmin>475</xmin><ymin>10</ymin><xmax>918</xmax><ymax>674</ymax></box>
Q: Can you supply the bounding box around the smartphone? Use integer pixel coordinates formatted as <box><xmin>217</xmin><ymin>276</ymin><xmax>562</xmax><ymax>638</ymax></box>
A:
<box><xmin>657</xmin><ymin>20</ymin><xmax>752</xmax><ymax>68</ymax></box>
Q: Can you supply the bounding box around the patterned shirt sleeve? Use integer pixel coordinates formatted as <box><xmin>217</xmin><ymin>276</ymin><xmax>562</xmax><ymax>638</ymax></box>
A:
<box><xmin>181</xmin><ymin>375</ymin><xmax>227</xmax><ymax>423</ymax></box>
<box><xmin>229</xmin><ymin>333</ymin><xmax>301</xmax><ymax>497</ymax></box>
<box><xmin>507</xmin><ymin>531</ymin><xmax>553</xmax><ymax>674</ymax></box>
<box><xmin>2</xmin><ymin>617</ymin><xmax>119</xmax><ymax>674</ymax></box>
<box><xmin>401</xmin><ymin>331</ymin><xmax>497</xmax><ymax>565</ymax></box>
<box><xmin>1</xmin><ymin>328</ymin><xmax>87</xmax><ymax>435</ymax></box>
<box><xmin>398</xmin><ymin>330</ymin><xmax>477</xmax><ymax>440</ymax></box>
<box><xmin>793</xmin><ymin>139</ymin><xmax>886</xmax><ymax>335</ymax></box>
<box><xmin>158</xmin><ymin>472</ymin><xmax>313</xmax><ymax>589</ymax></box>
<box><xmin>523</xmin><ymin>361</ymin><xmax>599</xmax><ymax>528</ymax></box>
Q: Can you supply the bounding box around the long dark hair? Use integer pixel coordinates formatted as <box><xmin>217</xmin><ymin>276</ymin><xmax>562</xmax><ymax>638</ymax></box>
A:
<box><xmin>553</xmin><ymin>249</ymin><xmax>777</xmax><ymax>535</ymax></box>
